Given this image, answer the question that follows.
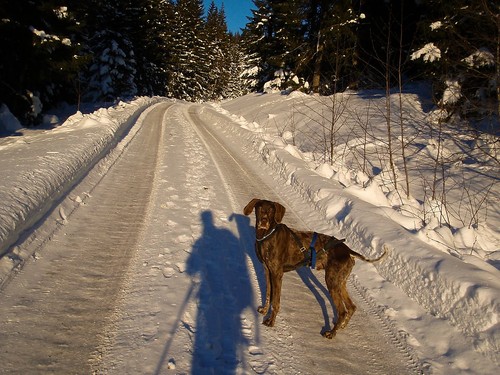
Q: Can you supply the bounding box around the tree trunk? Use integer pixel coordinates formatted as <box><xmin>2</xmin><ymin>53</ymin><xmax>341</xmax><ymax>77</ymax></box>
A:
<box><xmin>312</xmin><ymin>32</ymin><xmax>324</xmax><ymax>93</ymax></box>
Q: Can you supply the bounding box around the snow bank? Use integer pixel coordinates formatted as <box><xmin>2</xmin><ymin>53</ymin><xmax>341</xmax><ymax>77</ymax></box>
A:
<box><xmin>260</xmin><ymin>138</ymin><xmax>498</xmax><ymax>358</ymax></box>
<box><xmin>0</xmin><ymin>104</ymin><xmax>23</xmax><ymax>133</ymax></box>
<box><xmin>209</xmin><ymin>99</ymin><xmax>500</xmax><ymax>361</ymax></box>
<box><xmin>0</xmin><ymin>97</ymin><xmax>164</xmax><ymax>285</ymax></box>
<box><xmin>0</xmin><ymin>92</ymin><xmax>497</xmax><ymax>369</ymax></box>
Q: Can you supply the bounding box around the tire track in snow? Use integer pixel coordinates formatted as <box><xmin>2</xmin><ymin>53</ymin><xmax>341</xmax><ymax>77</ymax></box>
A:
<box><xmin>188</xmin><ymin>104</ymin><xmax>424</xmax><ymax>374</ymax></box>
<box><xmin>185</xmin><ymin>104</ymin><xmax>301</xmax><ymax>374</ymax></box>
<box><xmin>349</xmin><ymin>275</ymin><xmax>426</xmax><ymax>374</ymax></box>
<box><xmin>95</xmin><ymin>103</ymin><xmax>288</xmax><ymax>374</ymax></box>
<box><xmin>0</xmin><ymin>103</ymin><xmax>170</xmax><ymax>374</ymax></box>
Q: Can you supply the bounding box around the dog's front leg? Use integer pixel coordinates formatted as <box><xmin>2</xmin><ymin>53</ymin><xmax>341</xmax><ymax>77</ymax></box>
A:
<box><xmin>258</xmin><ymin>264</ymin><xmax>271</xmax><ymax>315</ymax></box>
<box><xmin>263</xmin><ymin>270</ymin><xmax>283</xmax><ymax>327</ymax></box>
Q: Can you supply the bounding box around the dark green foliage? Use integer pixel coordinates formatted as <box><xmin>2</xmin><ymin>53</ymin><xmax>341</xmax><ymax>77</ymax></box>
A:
<box><xmin>0</xmin><ymin>0</ymin><xmax>249</xmax><ymax>123</ymax></box>
<box><xmin>1</xmin><ymin>0</ymin><xmax>497</xmax><ymax>124</ymax></box>
<box><xmin>242</xmin><ymin>0</ymin><xmax>498</xmax><ymax>121</ymax></box>
<box><xmin>0</xmin><ymin>0</ymin><xmax>82</xmax><ymax>123</ymax></box>
<box><xmin>166</xmin><ymin>0</ymin><xmax>206</xmax><ymax>101</ymax></box>
<box><xmin>412</xmin><ymin>0</ymin><xmax>499</xmax><ymax>119</ymax></box>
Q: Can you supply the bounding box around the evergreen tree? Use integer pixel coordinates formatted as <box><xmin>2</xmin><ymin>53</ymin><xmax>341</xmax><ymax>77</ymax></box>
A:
<box><xmin>225</xmin><ymin>33</ymin><xmax>253</xmax><ymax>97</ymax></box>
<box><xmin>298</xmin><ymin>0</ymin><xmax>360</xmax><ymax>93</ymax></box>
<box><xmin>0</xmin><ymin>0</ymin><xmax>81</xmax><ymax>123</ymax></box>
<box><xmin>125</xmin><ymin>0</ymin><xmax>174</xmax><ymax>96</ymax></box>
<box><xmin>412</xmin><ymin>0</ymin><xmax>499</xmax><ymax>120</ymax></box>
<box><xmin>1</xmin><ymin>0</ymin><xmax>253</xmax><ymax>121</ymax></box>
<box><xmin>204</xmin><ymin>2</ymin><xmax>231</xmax><ymax>99</ymax></box>
<box><xmin>166</xmin><ymin>0</ymin><xmax>206</xmax><ymax>101</ymax></box>
<box><xmin>242</xmin><ymin>0</ymin><xmax>281</xmax><ymax>89</ymax></box>
<box><xmin>79</xmin><ymin>0</ymin><xmax>138</xmax><ymax>101</ymax></box>
<box><xmin>278</xmin><ymin>0</ymin><xmax>307</xmax><ymax>69</ymax></box>
<box><xmin>243</xmin><ymin>0</ymin><xmax>362</xmax><ymax>93</ymax></box>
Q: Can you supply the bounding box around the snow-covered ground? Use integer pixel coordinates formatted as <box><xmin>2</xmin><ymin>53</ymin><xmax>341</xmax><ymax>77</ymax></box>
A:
<box><xmin>0</xmin><ymin>90</ymin><xmax>498</xmax><ymax>373</ymax></box>
<box><xmin>0</xmin><ymin>97</ymin><xmax>163</xmax><ymax>264</ymax></box>
<box><xmin>216</xmin><ymin>90</ymin><xmax>499</xmax><ymax>362</ymax></box>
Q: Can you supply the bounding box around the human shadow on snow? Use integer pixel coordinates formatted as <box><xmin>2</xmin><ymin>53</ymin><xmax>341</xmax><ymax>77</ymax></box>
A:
<box><xmin>184</xmin><ymin>211</ymin><xmax>255</xmax><ymax>374</ymax></box>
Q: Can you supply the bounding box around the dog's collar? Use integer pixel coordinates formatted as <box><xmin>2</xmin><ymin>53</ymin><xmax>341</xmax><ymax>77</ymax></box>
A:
<box><xmin>255</xmin><ymin>226</ymin><xmax>278</xmax><ymax>242</ymax></box>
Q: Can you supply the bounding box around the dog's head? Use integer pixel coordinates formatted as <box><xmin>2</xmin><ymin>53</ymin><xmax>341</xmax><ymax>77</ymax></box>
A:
<box><xmin>243</xmin><ymin>198</ymin><xmax>286</xmax><ymax>231</ymax></box>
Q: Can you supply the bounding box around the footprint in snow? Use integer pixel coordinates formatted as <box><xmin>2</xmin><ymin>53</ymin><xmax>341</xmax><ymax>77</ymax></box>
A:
<box><xmin>141</xmin><ymin>325</ymin><xmax>158</xmax><ymax>342</ymax></box>
<box><xmin>161</xmin><ymin>202</ymin><xmax>176</xmax><ymax>209</ymax></box>
<box><xmin>250</xmin><ymin>359</ymin><xmax>272</xmax><ymax>374</ymax></box>
<box><xmin>162</xmin><ymin>267</ymin><xmax>175</xmax><ymax>278</ymax></box>
<box><xmin>175</xmin><ymin>234</ymin><xmax>192</xmax><ymax>243</ymax></box>
<box><xmin>70</xmin><ymin>194</ymin><xmax>83</xmax><ymax>204</ymax></box>
<box><xmin>248</xmin><ymin>346</ymin><xmax>263</xmax><ymax>356</ymax></box>
<box><xmin>58</xmin><ymin>207</ymin><xmax>68</xmax><ymax>225</ymax></box>
<box><xmin>176</xmin><ymin>262</ymin><xmax>186</xmax><ymax>273</ymax></box>
<box><xmin>166</xmin><ymin>220</ymin><xmax>177</xmax><ymax>227</ymax></box>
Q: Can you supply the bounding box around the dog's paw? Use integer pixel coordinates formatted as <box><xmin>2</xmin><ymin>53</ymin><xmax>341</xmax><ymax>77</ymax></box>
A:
<box><xmin>257</xmin><ymin>306</ymin><xmax>268</xmax><ymax>315</ymax></box>
<box><xmin>262</xmin><ymin>317</ymin><xmax>275</xmax><ymax>327</ymax></box>
<box><xmin>322</xmin><ymin>329</ymin><xmax>336</xmax><ymax>339</ymax></box>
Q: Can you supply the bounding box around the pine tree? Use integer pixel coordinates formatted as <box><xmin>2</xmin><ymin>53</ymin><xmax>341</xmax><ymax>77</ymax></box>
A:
<box><xmin>166</xmin><ymin>0</ymin><xmax>206</xmax><ymax>101</ymax></box>
<box><xmin>0</xmin><ymin>0</ymin><xmax>82</xmax><ymax>123</ymax></box>
<box><xmin>412</xmin><ymin>0</ymin><xmax>499</xmax><ymax>120</ymax></box>
<box><xmin>124</xmin><ymin>0</ymin><xmax>174</xmax><ymax>96</ymax></box>
<box><xmin>279</xmin><ymin>1</ymin><xmax>306</xmax><ymax>65</ymax></box>
<box><xmin>242</xmin><ymin>0</ymin><xmax>281</xmax><ymax>89</ymax></box>
<box><xmin>243</xmin><ymin>0</ymin><xmax>362</xmax><ymax>93</ymax></box>
<box><xmin>204</xmin><ymin>2</ymin><xmax>231</xmax><ymax>99</ymax></box>
<box><xmin>295</xmin><ymin>0</ymin><xmax>361</xmax><ymax>93</ymax></box>
<box><xmin>79</xmin><ymin>0</ymin><xmax>138</xmax><ymax>101</ymax></box>
<box><xmin>225</xmin><ymin>33</ymin><xmax>253</xmax><ymax>97</ymax></box>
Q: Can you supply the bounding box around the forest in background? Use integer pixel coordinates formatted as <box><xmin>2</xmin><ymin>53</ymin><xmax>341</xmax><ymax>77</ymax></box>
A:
<box><xmin>244</xmin><ymin>0</ymin><xmax>498</xmax><ymax>129</ymax></box>
<box><xmin>0</xmin><ymin>0</ymin><xmax>498</xmax><ymax>129</ymax></box>
<box><xmin>1</xmin><ymin>0</ymin><xmax>245</xmax><ymax>124</ymax></box>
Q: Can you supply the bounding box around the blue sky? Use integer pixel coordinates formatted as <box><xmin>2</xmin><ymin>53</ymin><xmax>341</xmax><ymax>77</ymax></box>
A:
<box><xmin>203</xmin><ymin>0</ymin><xmax>254</xmax><ymax>33</ymax></box>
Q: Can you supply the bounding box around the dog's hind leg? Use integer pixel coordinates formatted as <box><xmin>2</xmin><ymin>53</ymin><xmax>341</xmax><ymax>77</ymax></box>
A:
<box><xmin>339</xmin><ymin>281</ymin><xmax>356</xmax><ymax>329</ymax></box>
<box><xmin>338</xmin><ymin>258</ymin><xmax>356</xmax><ymax>329</ymax></box>
<box><xmin>323</xmin><ymin>266</ymin><xmax>346</xmax><ymax>339</ymax></box>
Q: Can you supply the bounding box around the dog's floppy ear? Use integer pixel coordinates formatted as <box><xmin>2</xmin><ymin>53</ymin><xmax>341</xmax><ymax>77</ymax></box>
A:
<box><xmin>243</xmin><ymin>198</ymin><xmax>261</xmax><ymax>216</ymax></box>
<box><xmin>273</xmin><ymin>202</ymin><xmax>286</xmax><ymax>223</ymax></box>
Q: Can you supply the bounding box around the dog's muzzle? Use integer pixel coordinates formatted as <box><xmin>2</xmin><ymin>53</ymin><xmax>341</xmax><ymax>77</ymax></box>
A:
<box><xmin>257</xmin><ymin>218</ymin><xmax>270</xmax><ymax>230</ymax></box>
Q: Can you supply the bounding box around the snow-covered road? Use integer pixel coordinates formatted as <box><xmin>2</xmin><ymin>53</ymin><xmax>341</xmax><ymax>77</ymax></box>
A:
<box><xmin>0</xmin><ymin>102</ymin><xmax>170</xmax><ymax>372</ymax></box>
<box><xmin>0</xmin><ymin>102</ymin><xmax>420</xmax><ymax>374</ymax></box>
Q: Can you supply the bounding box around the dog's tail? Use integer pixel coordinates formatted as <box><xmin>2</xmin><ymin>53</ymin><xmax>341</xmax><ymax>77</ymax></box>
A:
<box><xmin>324</xmin><ymin>238</ymin><xmax>388</xmax><ymax>263</ymax></box>
<box><xmin>349</xmin><ymin>246</ymin><xmax>388</xmax><ymax>263</ymax></box>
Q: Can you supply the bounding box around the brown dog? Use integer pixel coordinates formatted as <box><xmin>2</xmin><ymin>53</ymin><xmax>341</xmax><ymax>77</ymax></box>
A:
<box><xmin>244</xmin><ymin>198</ymin><xmax>386</xmax><ymax>338</ymax></box>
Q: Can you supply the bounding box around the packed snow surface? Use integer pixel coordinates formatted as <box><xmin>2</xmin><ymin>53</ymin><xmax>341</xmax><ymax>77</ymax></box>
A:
<box><xmin>0</xmin><ymin>90</ymin><xmax>498</xmax><ymax>373</ymax></box>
